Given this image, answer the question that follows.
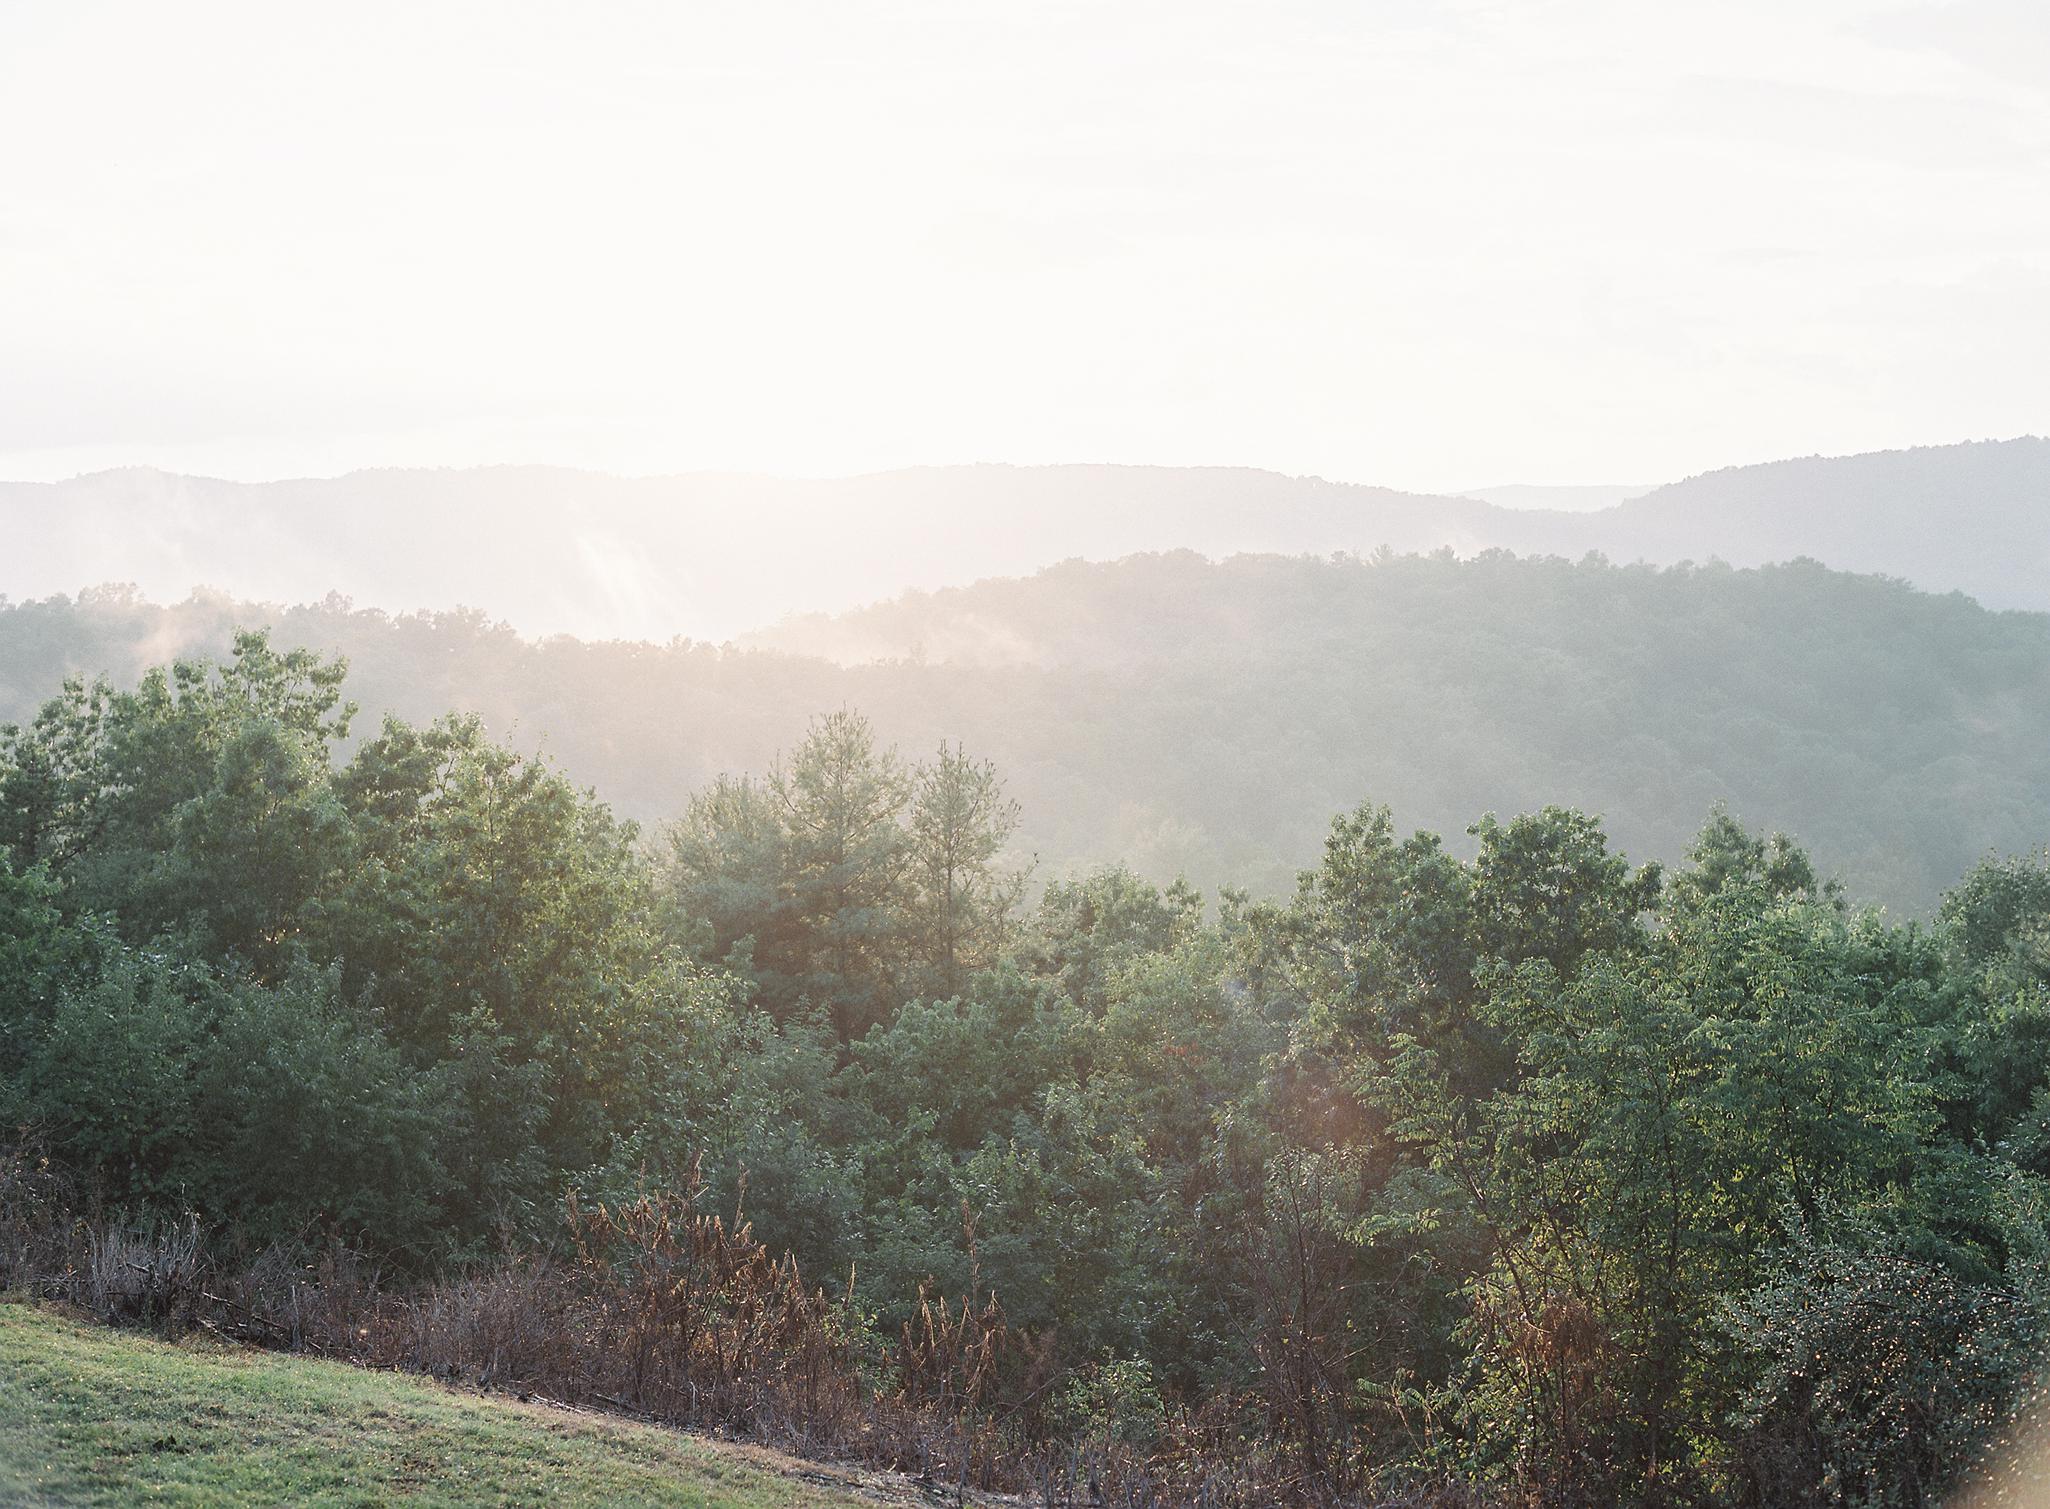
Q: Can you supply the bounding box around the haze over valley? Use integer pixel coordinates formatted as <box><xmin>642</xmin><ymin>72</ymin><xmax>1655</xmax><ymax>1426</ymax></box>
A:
<box><xmin>8</xmin><ymin>445</ymin><xmax>2049</xmax><ymax>913</ymax></box>
<box><xmin>10</xmin><ymin>2</ymin><xmax>2050</xmax><ymax>1503</ymax></box>
<box><xmin>9</xmin><ymin>435</ymin><xmax>2047</xmax><ymax>644</ymax></box>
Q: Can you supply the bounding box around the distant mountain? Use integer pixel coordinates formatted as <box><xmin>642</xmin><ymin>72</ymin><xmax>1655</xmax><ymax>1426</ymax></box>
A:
<box><xmin>5</xmin><ymin>552</ymin><xmax>2046</xmax><ymax>913</ymax></box>
<box><xmin>0</xmin><ymin>464</ymin><xmax>1513</xmax><ymax>643</ymax></box>
<box><xmin>1590</xmin><ymin>438</ymin><xmax>2050</xmax><ymax>610</ymax></box>
<box><xmin>4</xmin><ymin>438</ymin><xmax>2045</xmax><ymax>640</ymax></box>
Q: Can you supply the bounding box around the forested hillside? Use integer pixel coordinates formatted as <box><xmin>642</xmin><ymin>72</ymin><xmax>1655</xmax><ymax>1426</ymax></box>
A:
<box><xmin>4</xmin><ymin>631</ymin><xmax>2049</xmax><ymax>1504</ymax></box>
<box><xmin>7</xmin><ymin>549</ymin><xmax>2048</xmax><ymax>911</ymax></box>
<box><xmin>3</xmin><ymin>438</ymin><xmax>2045</xmax><ymax>642</ymax></box>
<box><xmin>1597</xmin><ymin>436</ymin><xmax>2050</xmax><ymax>611</ymax></box>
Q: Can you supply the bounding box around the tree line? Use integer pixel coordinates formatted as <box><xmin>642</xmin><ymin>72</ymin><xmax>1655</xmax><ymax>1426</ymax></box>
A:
<box><xmin>7</xmin><ymin>546</ymin><xmax>2050</xmax><ymax>913</ymax></box>
<box><xmin>4</xmin><ymin>631</ymin><xmax>2049</xmax><ymax>1503</ymax></box>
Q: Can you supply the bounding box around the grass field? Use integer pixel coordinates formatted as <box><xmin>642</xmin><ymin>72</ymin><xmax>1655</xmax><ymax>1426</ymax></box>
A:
<box><xmin>0</xmin><ymin>1300</ymin><xmax>896</xmax><ymax>1507</ymax></box>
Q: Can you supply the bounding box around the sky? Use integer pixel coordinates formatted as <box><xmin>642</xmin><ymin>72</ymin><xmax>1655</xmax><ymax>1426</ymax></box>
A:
<box><xmin>2</xmin><ymin>0</ymin><xmax>2046</xmax><ymax>493</ymax></box>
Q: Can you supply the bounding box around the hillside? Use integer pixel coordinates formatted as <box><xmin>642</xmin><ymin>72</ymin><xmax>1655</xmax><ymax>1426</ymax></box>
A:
<box><xmin>2</xmin><ymin>438</ymin><xmax>2046</xmax><ymax>642</ymax></box>
<box><xmin>5</xmin><ymin>550</ymin><xmax>2047</xmax><ymax>912</ymax></box>
<box><xmin>0</xmin><ymin>1303</ymin><xmax>898</xmax><ymax>1508</ymax></box>
<box><xmin>1598</xmin><ymin>437</ymin><xmax>2050</xmax><ymax>611</ymax></box>
<box><xmin>0</xmin><ymin>463</ymin><xmax>1507</xmax><ymax>644</ymax></box>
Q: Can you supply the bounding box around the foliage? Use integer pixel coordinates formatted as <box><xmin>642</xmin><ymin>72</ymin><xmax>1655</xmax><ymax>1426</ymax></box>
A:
<box><xmin>8</xmin><ymin>549</ymin><xmax>2050</xmax><ymax>912</ymax></box>
<box><xmin>3</xmin><ymin>633</ymin><xmax>2049</xmax><ymax>1505</ymax></box>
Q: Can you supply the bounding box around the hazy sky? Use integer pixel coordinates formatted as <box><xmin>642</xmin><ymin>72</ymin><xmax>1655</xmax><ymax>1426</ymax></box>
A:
<box><xmin>3</xmin><ymin>0</ymin><xmax>2045</xmax><ymax>491</ymax></box>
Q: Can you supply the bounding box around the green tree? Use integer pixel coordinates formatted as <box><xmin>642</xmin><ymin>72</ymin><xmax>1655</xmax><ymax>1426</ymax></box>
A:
<box><xmin>905</xmin><ymin>741</ymin><xmax>1027</xmax><ymax>998</ymax></box>
<box><xmin>0</xmin><ymin>676</ymin><xmax>113</xmax><ymax>869</ymax></box>
<box><xmin>0</xmin><ymin>631</ymin><xmax>355</xmax><ymax>963</ymax></box>
<box><xmin>1467</xmin><ymin>806</ymin><xmax>1662</xmax><ymax>976</ymax></box>
<box><xmin>320</xmin><ymin>713</ymin><xmax>656</xmax><ymax>1223</ymax></box>
<box><xmin>1023</xmin><ymin>865</ymin><xmax>1201</xmax><ymax>1017</ymax></box>
<box><xmin>661</xmin><ymin>773</ymin><xmax>800</xmax><ymax>1003</ymax></box>
<box><xmin>772</xmin><ymin>710</ymin><xmax>910</xmax><ymax>1041</ymax></box>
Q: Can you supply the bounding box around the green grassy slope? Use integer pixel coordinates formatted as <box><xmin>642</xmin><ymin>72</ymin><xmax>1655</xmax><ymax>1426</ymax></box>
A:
<box><xmin>0</xmin><ymin>1302</ymin><xmax>881</xmax><ymax>1508</ymax></box>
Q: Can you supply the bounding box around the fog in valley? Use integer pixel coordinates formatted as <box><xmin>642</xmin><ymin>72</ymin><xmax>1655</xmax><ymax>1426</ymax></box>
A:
<box><xmin>6</xmin><ymin>3</ymin><xmax>2050</xmax><ymax>1506</ymax></box>
<box><xmin>8</xmin><ymin>435</ymin><xmax>2049</xmax><ymax>647</ymax></box>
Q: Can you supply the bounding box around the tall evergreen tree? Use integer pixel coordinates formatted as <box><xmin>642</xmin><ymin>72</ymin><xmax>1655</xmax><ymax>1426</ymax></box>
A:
<box><xmin>906</xmin><ymin>741</ymin><xmax>1026</xmax><ymax>998</ymax></box>
<box><xmin>772</xmin><ymin>710</ymin><xmax>910</xmax><ymax>1040</ymax></box>
<box><xmin>663</xmin><ymin>772</ymin><xmax>802</xmax><ymax>1008</ymax></box>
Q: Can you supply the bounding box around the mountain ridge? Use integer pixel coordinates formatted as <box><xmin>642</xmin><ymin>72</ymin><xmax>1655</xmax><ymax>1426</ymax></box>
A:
<box><xmin>5</xmin><ymin>438</ymin><xmax>2047</xmax><ymax>644</ymax></box>
<box><xmin>6</xmin><ymin>548</ymin><xmax>2046</xmax><ymax>914</ymax></box>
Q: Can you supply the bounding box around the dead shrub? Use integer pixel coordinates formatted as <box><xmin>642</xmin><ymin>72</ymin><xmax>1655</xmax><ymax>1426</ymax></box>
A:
<box><xmin>0</xmin><ymin>1136</ymin><xmax>81</xmax><ymax>1292</ymax></box>
<box><xmin>0</xmin><ymin>1133</ymin><xmax>1475</xmax><ymax>1507</ymax></box>
<box><xmin>85</xmin><ymin>1217</ymin><xmax>205</xmax><ymax>1326</ymax></box>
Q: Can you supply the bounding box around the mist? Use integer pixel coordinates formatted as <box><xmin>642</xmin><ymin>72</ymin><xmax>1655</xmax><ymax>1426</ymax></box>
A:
<box><xmin>6</xmin><ymin>3</ymin><xmax>2050</xmax><ymax>1506</ymax></box>
<box><xmin>7</xmin><ymin>437</ymin><xmax>2049</xmax><ymax>644</ymax></box>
